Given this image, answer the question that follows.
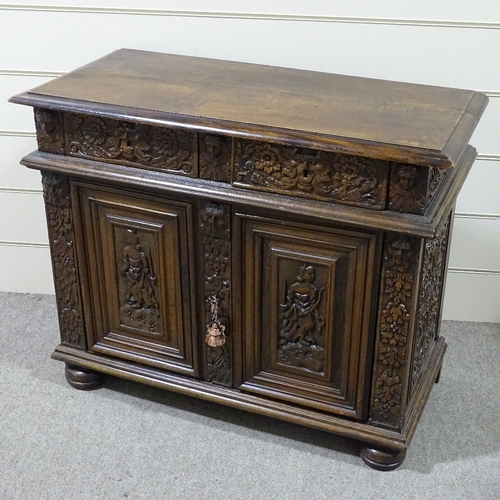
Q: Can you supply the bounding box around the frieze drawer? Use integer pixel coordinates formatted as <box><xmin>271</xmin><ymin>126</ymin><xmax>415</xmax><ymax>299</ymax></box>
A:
<box><xmin>233</xmin><ymin>139</ymin><xmax>390</xmax><ymax>210</ymax></box>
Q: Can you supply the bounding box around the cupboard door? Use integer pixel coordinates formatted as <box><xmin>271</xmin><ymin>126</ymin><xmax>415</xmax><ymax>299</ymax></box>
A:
<box><xmin>75</xmin><ymin>184</ymin><xmax>198</xmax><ymax>376</ymax></box>
<box><xmin>235</xmin><ymin>213</ymin><xmax>379</xmax><ymax>419</ymax></box>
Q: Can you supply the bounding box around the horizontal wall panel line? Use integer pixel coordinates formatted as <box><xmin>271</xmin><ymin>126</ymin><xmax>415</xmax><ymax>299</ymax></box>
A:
<box><xmin>0</xmin><ymin>240</ymin><xmax>48</xmax><ymax>248</ymax></box>
<box><xmin>476</xmin><ymin>154</ymin><xmax>500</xmax><ymax>161</ymax></box>
<box><xmin>0</xmin><ymin>187</ymin><xmax>41</xmax><ymax>194</ymax></box>
<box><xmin>455</xmin><ymin>212</ymin><xmax>500</xmax><ymax>220</ymax></box>
<box><xmin>484</xmin><ymin>92</ymin><xmax>500</xmax><ymax>98</ymax></box>
<box><xmin>0</xmin><ymin>4</ymin><xmax>500</xmax><ymax>29</ymax></box>
<box><xmin>448</xmin><ymin>268</ymin><xmax>500</xmax><ymax>275</ymax></box>
<box><xmin>0</xmin><ymin>130</ymin><xmax>35</xmax><ymax>137</ymax></box>
<box><xmin>0</xmin><ymin>69</ymin><xmax>63</xmax><ymax>77</ymax></box>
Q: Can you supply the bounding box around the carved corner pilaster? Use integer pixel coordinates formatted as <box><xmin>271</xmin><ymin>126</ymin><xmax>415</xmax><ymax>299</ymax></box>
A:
<box><xmin>200</xmin><ymin>201</ymin><xmax>232</xmax><ymax>386</ymax></box>
<box><xmin>41</xmin><ymin>172</ymin><xmax>86</xmax><ymax>349</ymax></box>
<box><xmin>369</xmin><ymin>234</ymin><xmax>422</xmax><ymax>429</ymax></box>
<box><xmin>409</xmin><ymin>213</ymin><xmax>451</xmax><ymax>397</ymax></box>
<box><xmin>34</xmin><ymin>108</ymin><xmax>66</xmax><ymax>155</ymax></box>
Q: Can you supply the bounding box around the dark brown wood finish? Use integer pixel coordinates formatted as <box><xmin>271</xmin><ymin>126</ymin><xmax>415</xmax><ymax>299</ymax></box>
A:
<box><xmin>11</xmin><ymin>49</ymin><xmax>487</xmax><ymax>471</ymax></box>
<box><xmin>234</xmin><ymin>213</ymin><xmax>379</xmax><ymax>419</ymax></box>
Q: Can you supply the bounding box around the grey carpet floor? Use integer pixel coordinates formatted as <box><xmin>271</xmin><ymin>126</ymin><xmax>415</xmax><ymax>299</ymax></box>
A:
<box><xmin>0</xmin><ymin>292</ymin><xmax>499</xmax><ymax>500</ymax></box>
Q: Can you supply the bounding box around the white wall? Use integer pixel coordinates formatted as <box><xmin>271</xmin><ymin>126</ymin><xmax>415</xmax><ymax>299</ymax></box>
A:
<box><xmin>1</xmin><ymin>2</ymin><xmax>498</xmax><ymax>321</ymax></box>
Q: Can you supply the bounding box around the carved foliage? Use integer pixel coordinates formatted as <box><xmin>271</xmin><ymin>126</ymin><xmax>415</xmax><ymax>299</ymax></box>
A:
<box><xmin>199</xmin><ymin>134</ymin><xmax>232</xmax><ymax>183</ymax></box>
<box><xmin>34</xmin><ymin>108</ymin><xmax>65</xmax><ymax>155</ymax></box>
<box><xmin>410</xmin><ymin>215</ymin><xmax>450</xmax><ymax>393</ymax></box>
<box><xmin>200</xmin><ymin>201</ymin><xmax>232</xmax><ymax>386</ymax></box>
<box><xmin>42</xmin><ymin>172</ymin><xmax>85</xmax><ymax>348</ymax></box>
<box><xmin>278</xmin><ymin>264</ymin><xmax>326</xmax><ymax>374</ymax></box>
<box><xmin>234</xmin><ymin>140</ymin><xmax>388</xmax><ymax>209</ymax></box>
<box><xmin>371</xmin><ymin>235</ymin><xmax>420</xmax><ymax>428</ymax></box>
<box><xmin>427</xmin><ymin>167</ymin><xmax>450</xmax><ymax>203</ymax></box>
<box><xmin>388</xmin><ymin>163</ymin><xmax>428</xmax><ymax>215</ymax></box>
<box><xmin>66</xmin><ymin>113</ymin><xmax>197</xmax><ymax>175</ymax></box>
<box><xmin>118</xmin><ymin>228</ymin><xmax>160</xmax><ymax>333</ymax></box>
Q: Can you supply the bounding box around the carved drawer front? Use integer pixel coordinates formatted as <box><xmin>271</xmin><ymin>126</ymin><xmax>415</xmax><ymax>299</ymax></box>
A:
<box><xmin>65</xmin><ymin>112</ymin><xmax>198</xmax><ymax>176</ymax></box>
<box><xmin>233</xmin><ymin>139</ymin><xmax>389</xmax><ymax>209</ymax></box>
<box><xmin>75</xmin><ymin>184</ymin><xmax>198</xmax><ymax>376</ymax></box>
<box><xmin>235</xmin><ymin>214</ymin><xmax>379</xmax><ymax>419</ymax></box>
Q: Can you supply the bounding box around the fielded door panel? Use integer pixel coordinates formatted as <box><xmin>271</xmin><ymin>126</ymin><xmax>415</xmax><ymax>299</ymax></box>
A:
<box><xmin>235</xmin><ymin>213</ymin><xmax>379</xmax><ymax>419</ymax></box>
<box><xmin>74</xmin><ymin>183</ymin><xmax>198</xmax><ymax>376</ymax></box>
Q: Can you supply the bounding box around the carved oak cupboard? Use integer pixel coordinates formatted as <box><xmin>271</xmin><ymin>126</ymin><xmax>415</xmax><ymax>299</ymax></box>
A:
<box><xmin>10</xmin><ymin>49</ymin><xmax>487</xmax><ymax>470</ymax></box>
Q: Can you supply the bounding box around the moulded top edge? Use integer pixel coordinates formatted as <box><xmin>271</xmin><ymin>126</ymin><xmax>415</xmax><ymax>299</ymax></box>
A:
<box><xmin>9</xmin><ymin>49</ymin><xmax>489</xmax><ymax>168</ymax></box>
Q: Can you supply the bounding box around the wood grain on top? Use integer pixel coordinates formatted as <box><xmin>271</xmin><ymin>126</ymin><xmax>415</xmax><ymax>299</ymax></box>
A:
<box><xmin>12</xmin><ymin>49</ymin><xmax>488</xmax><ymax>167</ymax></box>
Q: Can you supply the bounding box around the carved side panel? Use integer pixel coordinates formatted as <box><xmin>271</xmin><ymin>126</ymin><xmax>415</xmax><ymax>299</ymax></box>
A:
<box><xmin>234</xmin><ymin>140</ymin><xmax>389</xmax><ymax>209</ymax></box>
<box><xmin>41</xmin><ymin>172</ymin><xmax>85</xmax><ymax>348</ymax></box>
<box><xmin>278</xmin><ymin>263</ymin><xmax>326</xmax><ymax>374</ymax></box>
<box><xmin>410</xmin><ymin>214</ymin><xmax>451</xmax><ymax>394</ymax></box>
<box><xmin>200</xmin><ymin>201</ymin><xmax>232</xmax><ymax>386</ymax></box>
<box><xmin>388</xmin><ymin>163</ymin><xmax>428</xmax><ymax>215</ymax></box>
<box><xmin>370</xmin><ymin>234</ymin><xmax>422</xmax><ymax>429</ymax></box>
<box><xmin>427</xmin><ymin>167</ymin><xmax>450</xmax><ymax>204</ymax></box>
<box><xmin>34</xmin><ymin>109</ymin><xmax>66</xmax><ymax>155</ymax></box>
<box><xmin>65</xmin><ymin>113</ymin><xmax>198</xmax><ymax>175</ymax></box>
<box><xmin>199</xmin><ymin>134</ymin><xmax>232</xmax><ymax>182</ymax></box>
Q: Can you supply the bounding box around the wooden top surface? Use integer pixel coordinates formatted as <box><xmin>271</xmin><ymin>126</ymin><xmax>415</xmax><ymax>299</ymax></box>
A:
<box><xmin>11</xmin><ymin>49</ymin><xmax>488</xmax><ymax>168</ymax></box>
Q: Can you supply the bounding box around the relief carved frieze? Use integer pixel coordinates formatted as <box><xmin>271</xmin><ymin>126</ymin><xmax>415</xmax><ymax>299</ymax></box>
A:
<box><xmin>34</xmin><ymin>108</ymin><xmax>66</xmax><ymax>155</ymax></box>
<box><xmin>370</xmin><ymin>234</ymin><xmax>420</xmax><ymax>428</ymax></box>
<box><xmin>199</xmin><ymin>134</ymin><xmax>232</xmax><ymax>183</ymax></box>
<box><xmin>41</xmin><ymin>172</ymin><xmax>85</xmax><ymax>348</ymax></box>
<box><xmin>410</xmin><ymin>215</ymin><xmax>450</xmax><ymax>394</ymax></box>
<box><xmin>427</xmin><ymin>167</ymin><xmax>450</xmax><ymax>203</ymax></box>
<box><xmin>65</xmin><ymin>113</ymin><xmax>197</xmax><ymax>175</ymax></box>
<box><xmin>388</xmin><ymin>164</ymin><xmax>428</xmax><ymax>215</ymax></box>
<box><xmin>234</xmin><ymin>140</ymin><xmax>388</xmax><ymax>209</ymax></box>
<box><xmin>278</xmin><ymin>264</ymin><xmax>326</xmax><ymax>374</ymax></box>
<box><xmin>200</xmin><ymin>201</ymin><xmax>232</xmax><ymax>386</ymax></box>
<box><xmin>118</xmin><ymin>228</ymin><xmax>160</xmax><ymax>333</ymax></box>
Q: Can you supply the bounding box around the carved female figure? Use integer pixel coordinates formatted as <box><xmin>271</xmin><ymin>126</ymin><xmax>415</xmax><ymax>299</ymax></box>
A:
<box><xmin>279</xmin><ymin>264</ymin><xmax>325</xmax><ymax>347</ymax></box>
<box><xmin>121</xmin><ymin>229</ymin><xmax>158</xmax><ymax>313</ymax></box>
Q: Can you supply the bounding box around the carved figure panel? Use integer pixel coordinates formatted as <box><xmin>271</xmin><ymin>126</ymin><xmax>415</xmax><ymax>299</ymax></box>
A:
<box><xmin>370</xmin><ymin>234</ymin><xmax>421</xmax><ymax>428</ymax></box>
<box><xmin>76</xmin><ymin>185</ymin><xmax>197</xmax><ymax>375</ymax></box>
<box><xmin>65</xmin><ymin>113</ymin><xmax>198</xmax><ymax>175</ymax></box>
<box><xmin>35</xmin><ymin>108</ymin><xmax>66</xmax><ymax>155</ymax></box>
<box><xmin>410</xmin><ymin>215</ymin><xmax>450</xmax><ymax>394</ymax></box>
<box><xmin>234</xmin><ymin>140</ymin><xmax>389</xmax><ymax>209</ymax></box>
<box><xmin>200</xmin><ymin>201</ymin><xmax>232</xmax><ymax>386</ymax></box>
<box><xmin>237</xmin><ymin>215</ymin><xmax>378</xmax><ymax>418</ymax></box>
<box><xmin>117</xmin><ymin>228</ymin><xmax>160</xmax><ymax>333</ymax></box>
<box><xmin>199</xmin><ymin>134</ymin><xmax>232</xmax><ymax>182</ymax></box>
<box><xmin>388</xmin><ymin>163</ymin><xmax>428</xmax><ymax>215</ymax></box>
<box><xmin>41</xmin><ymin>172</ymin><xmax>85</xmax><ymax>348</ymax></box>
<box><xmin>278</xmin><ymin>263</ymin><xmax>326</xmax><ymax>374</ymax></box>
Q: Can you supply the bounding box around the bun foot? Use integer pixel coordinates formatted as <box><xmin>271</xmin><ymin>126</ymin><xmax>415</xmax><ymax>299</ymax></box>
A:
<box><xmin>360</xmin><ymin>446</ymin><xmax>406</xmax><ymax>471</ymax></box>
<box><xmin>65</xmin><ymin>364</ymin><xmax>105</xmax><ymax>390</ymax></box>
